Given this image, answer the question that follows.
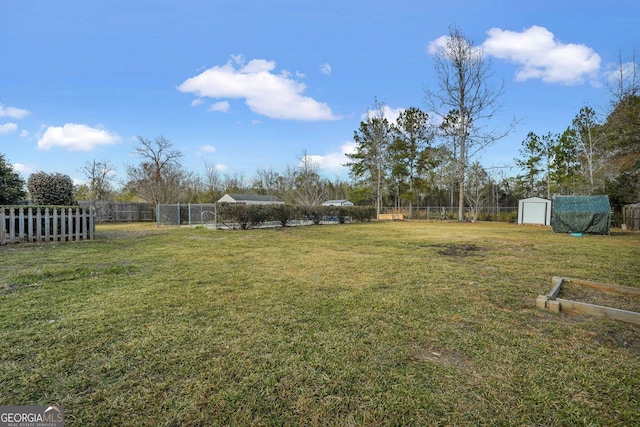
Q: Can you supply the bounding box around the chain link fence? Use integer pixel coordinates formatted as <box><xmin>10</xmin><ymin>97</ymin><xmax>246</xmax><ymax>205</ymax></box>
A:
<box><xmin>156</xmin><ymin>203</ymin><xmax>519</xmax><ymax>227</ymax></box>
<box><xmin>381</xmin><ymin>206</ymin><xmax>518</xmax><ymax>221</ymax></box>
<box><xmin>156</xmin><ymin>203</ymin><xmax>218</xmax><ymax>227</ymax></box>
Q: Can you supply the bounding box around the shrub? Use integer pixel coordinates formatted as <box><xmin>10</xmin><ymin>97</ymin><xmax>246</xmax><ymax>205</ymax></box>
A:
<box><xmin>27</xmin><ymin>172</ymin><xmax>76</xmax><ymax>206</ymax></box>
<box><xmin>271</xmin><ymin>204</ymin><xmax>293</xmax><ymax>227</ymax></box>
<box><xmin>215</xmin><ymin>204</ymin><xmax>377</xmax><ymax>229</ymax></box>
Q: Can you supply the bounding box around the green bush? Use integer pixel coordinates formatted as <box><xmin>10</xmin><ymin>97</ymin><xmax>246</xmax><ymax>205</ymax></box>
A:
<box><xmin>27</xmin><ymin>171</ymin><xmax>76</xmax><ymax>206</ymax></box>
<box><xmin>500</xmin><ymin>211</ymin><xmax>518</xmax><ymax>223</ymax></box>
<box><xmin>271</xmin><ymin>204</ymin><xmax>293</xmax><ymax>227</ymax></box>
<box><xmin>0</xmin><ymin>153</ymin><xmax>26</xmax><ymax>204</ymax></box>
<box><xmin>216</xmin><ymin>204</ymin><xmax>377</xmax><ymax>229</ymax></box>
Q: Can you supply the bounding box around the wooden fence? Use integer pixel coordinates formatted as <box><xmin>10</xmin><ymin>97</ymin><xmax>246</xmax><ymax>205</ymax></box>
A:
<box><xmin>622</xmin><ymin>204</ymin><xmax>640</xmax><ymax>230</ymax></box>
<box><xmin>1</xmin><ymin>207</ymin><xmax>95</xmax><ymax>245</ymax></box>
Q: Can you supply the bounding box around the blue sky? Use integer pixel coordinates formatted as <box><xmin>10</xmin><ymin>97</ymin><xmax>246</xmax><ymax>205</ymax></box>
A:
<box><xmin>1</xmin><ymin>0</ymin><xmax>638</xmax><ymax>187</ymax></box>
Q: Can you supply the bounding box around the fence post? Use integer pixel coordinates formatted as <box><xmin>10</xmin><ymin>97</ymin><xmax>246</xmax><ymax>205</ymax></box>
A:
<box><xmin>28</xmin><ymin>208</ymin><xmax>33</xmax><ymax>242</ymax></box>
<box><xmin>36</xmin><ymin>209</ymin><xmax>42</xmax><ymax>241</ymax></box>
<box><xmin>8</xmin><ymin>208</ymin><xmax>16</xmax><ymax>244</ymax></box>
<box><xmin>60</xmin><ymin>208</ymin><xmax>66</xmax><ymax>241</ymax></box>
<box><xmin>68</xmin><ymin>207</ymin><xmax>73</xmax><ymax>241</ymax></box>
<box><xmin>18</xmin><ymin>207</ymin><xmax>25</xmax><ymax>242</ymax></box>
<box><xmin>89</xmin><ymin>207</ymin><xmax>95</xmax><ymax>240</ymax></box>
<box><xmin>75</xmin><ymin>207</ymin><xmax>80</xmax><ymax>242</ymax></box>
<box><xmin>81</xmin><ymin>208</ymin><xmax>87</xmax><ymax>240</ymax></box>
<box><xmin>44</xmin><ymin>208</ymin><xmax>51</xmax><ymax>242</ymax></box>
<box><xmin>53</xmin><ymin>208</ymin><xmax>58</xmax><ymax>242</ymax></box>
<box><xmin>0</xmin><ymin>208</ymin><xmax>5</xmax><ymax>244</ymax></box>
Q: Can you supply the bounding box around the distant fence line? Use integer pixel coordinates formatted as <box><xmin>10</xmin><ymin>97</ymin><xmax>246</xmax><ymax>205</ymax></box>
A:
<box><xmin>154</xmin><ymin>203</ymin><xmax>518</xmax><ymax>228</ymax></box>
<box><xmin>156</xmin><ymin>203</ymin><xmax>377</xmax><ymax>228</ymax></box>
<box><xmin>156</xmin><ymin>203</ymin><xmax>218</xmax><ymax>227</ymax></box>
<box><xmin>69</xmin><ymin>202</ymin><xmax>520</xmax><ymax>226</ymax></box>
<box><xmin>381</xmin><ymin>206</ymin><xmax>518</xmax><ymax>221</ymax></box>
<box><xmin>1</xmin><ymin>206</ymin><xmax>95</xmax><ymax>245</ymax></box>
<box><xmin>78</xmin><ymin>201</ymin><xmax>155</xmax><ymax>222</ymax></box>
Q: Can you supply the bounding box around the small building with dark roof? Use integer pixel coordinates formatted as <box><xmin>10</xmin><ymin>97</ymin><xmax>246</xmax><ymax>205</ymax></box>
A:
<box><xmin>322</xmin><ymin>200</ymin><xmax>354</xmax><ymax>207</ymax></box>
<box><xmin>217</xmin><ymin>193</ymin><xmax>285</xmax><ymax>205</ymax></box>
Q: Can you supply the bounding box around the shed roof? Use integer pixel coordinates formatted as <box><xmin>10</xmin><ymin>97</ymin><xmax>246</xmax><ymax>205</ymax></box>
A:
<box><xmin>518</xmin><ymin>197</ymin><xmax>551</xmax><ymax>203</ymax></box>
<box><xmin>229</xmin><ymin>194</ymin><xmax>282</xmax><ymax>202</ymax></box>
<box><xmin>218</xmin><ymin>193</ymin><xmax>284</xmax><ymax>204</ymax></box>
<box><xmin>322</xmin><ymin>199</ymin><xmax>354</xmax><ymax>206</ymax></box>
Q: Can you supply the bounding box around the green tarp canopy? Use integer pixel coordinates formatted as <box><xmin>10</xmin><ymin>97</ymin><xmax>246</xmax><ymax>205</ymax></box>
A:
<box><xmin>552</xmin><ymin>195</ymin><xmax>611</xmax><ymax>235</ymax></box>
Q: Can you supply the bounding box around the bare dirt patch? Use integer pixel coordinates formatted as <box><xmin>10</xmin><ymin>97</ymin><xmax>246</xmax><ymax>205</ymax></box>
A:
<box><xmin>412</xmin><ymin>345</ymin><xmax>473</xmax><ymax>369</ymax></box>
<box><xmin>425</xmin><ymin>243</ymin><xmax>486</xmax><ymax>257</ymax></box>
<box><xmin>609</xmin><ymin>326</ymin><xmax>640</xmax><ymax>357</ymax></box>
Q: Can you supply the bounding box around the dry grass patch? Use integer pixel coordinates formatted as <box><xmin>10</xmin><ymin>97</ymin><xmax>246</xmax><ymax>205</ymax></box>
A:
<box><xmin>1</xmin><ymin>221</ymin><xmax>639</xmax><ymax>426</ymax></box>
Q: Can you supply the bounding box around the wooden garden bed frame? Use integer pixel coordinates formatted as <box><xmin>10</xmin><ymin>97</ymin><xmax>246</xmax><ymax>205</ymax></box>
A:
<box><xmin>537</xmin><ymin>276</ymin><xmax>640</xmax><ymax>326</ymax></box>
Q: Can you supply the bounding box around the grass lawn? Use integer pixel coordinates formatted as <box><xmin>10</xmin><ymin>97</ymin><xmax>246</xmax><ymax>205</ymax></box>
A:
<box><xmin>1</xmin><ymin>221</ymin><xmax>639</xmax><ymax>426</ymax></box>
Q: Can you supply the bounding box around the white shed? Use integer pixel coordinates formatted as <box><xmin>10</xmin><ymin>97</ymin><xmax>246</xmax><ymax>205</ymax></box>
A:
<box><xmin>518</xmin><ymin>197</ymin><xmax>552</xmax><ymax>225</ymax></box>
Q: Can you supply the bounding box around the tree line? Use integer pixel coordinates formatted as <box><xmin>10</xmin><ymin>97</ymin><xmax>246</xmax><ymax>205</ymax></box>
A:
<box><xmin>345</xmin><ymin>28</ymin><xmax>639</xmax><ymax>222</ymax></box>
<box><xmin>1</xmin><ymin>28</ymin><xmax>638</xmax><ymax>223</ymax></box>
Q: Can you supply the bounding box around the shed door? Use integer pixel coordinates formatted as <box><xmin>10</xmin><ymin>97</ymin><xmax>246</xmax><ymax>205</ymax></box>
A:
<box><xmin>522</xmin><ymin>202</ymin><xmax>548</xmax><ymax>225</ymax></box>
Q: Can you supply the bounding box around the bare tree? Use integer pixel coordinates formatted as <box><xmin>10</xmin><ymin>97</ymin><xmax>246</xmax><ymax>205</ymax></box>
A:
<box><xmin>253</xmin><ymin>167</ymin><xmax>282</xmax><ymax>196</ymax></box>
<box><xmin>426</xmin><ymin>26</ymin><xmax>514</xmax><ymax>221</ymax></box>
<box><xmin>608</xmin><ymin>49</ymin><xmax>639</xmax><ymax>103</ymax></box>
<box><xmin>222</xmin><ymin>172</ymin><xmax>246</xmax><ymax>194</ymax></box>
<box><xmin>125</xmin><ymin>136</ymin><xmax>187</xmax><ymax>206</ymax></box>
<box><xmin>572</xmin><ymin>105</ymin><xmax>604</xmax><ymax>194</ymax></box>
<box><xmin>294</xmin><ymin>151</ymin><xmax>328</xmax><ymax>207</ymax></box>
<box><xmin>203</xmin><ymin>160</ymin><xmax>223</xmax><ymax>193</ymax></box>
<box><xmin>81</xmin><ymin>159</ymin><xmax>115</xmax><ymax>203</ymax></box>
<box><xmin>464</xmin><ymin>161</ymin><xmax>490</xmax><ymax>220</ymax></box>
<box><xmin>604</xmin><ymin>50</ymin><xmax>640</xmax><ymax>181</ymax></box>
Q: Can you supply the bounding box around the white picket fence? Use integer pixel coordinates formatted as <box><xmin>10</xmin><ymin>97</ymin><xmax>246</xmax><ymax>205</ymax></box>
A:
<box><xmin>1</xmin><ymin>207</ymin><xmax>95</xmax><ymax>245</ymax></box>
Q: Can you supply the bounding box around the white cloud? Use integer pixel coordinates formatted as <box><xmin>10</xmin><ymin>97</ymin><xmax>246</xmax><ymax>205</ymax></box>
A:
<box><xmin>215</xmin><ymin>163</ymin><xmax>228</xmax><ymax>171</ymax></box>
<box><xmin>427</xmin><ymin>35</ymin><xmax>449</xmax><ymax>55</ymax></box>
<box><xmin>361</xmin><ymin>105</ymin><xmax>404</xmax><ymax>124</ymax></box>
<box><xmin>12</xmin><ymin>163</ymin><xmax>33</xmax><ymax>174</ymax></box>
<box><xmin>37</xmin><ymin>123</ymin><xmax>121</xmax><ymax>151</ymax></box>
<box><xmin>208</xmin><ymin>101</ymin><xmax>230</xmax><ymax>113</ymax></box>
<box><xmin>304</xmin><ymin>141</ymin><xmax>356</xmax><ymax>172</ymax></box>
<box><xmin>0</xmin><ymin>122</ymin><xmax>18</xmax><ymax>134</ymax></box>
<box><xmin>0</xmin><ymin>104</ymin><xmax>30</xmax><ymax>119</ymax></box>
<box><xmin>199</xmin><ymin>144</ymin><xmax>216</xmax><ymax>153</ymax></box>
<box><xmin>481</xmin><ymin>26</ymin><xmax>601</xmax><ymax>85</ymax></box>
<box><xmin>178</xmin><ymin>56</ymin><xmax>339</xmax><ymax>121</ymax></box>
<box><xmin>11</xmin><ymin>163</ymin><xmax>29</xmax><ymax>172</ymax></box>
<box><xmin>20</xmin><ymin>129</ymin><xmax>28</xmax><ymax>137</ymax></box>
<box><xmin>319</xmin><ymin>63</ymin><xmax>332</xmax><ymax>76</ymax></box>
<box><xmin>191</xmin><ymin>98</ymin><xmax>204</xmax><ymax>107</ymax></box>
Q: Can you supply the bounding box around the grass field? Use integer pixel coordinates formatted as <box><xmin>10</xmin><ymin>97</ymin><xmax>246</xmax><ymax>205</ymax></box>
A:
<box><xmin>1</xmin><ymin>221</ymin><xmax>639</xmax><ymax>426</ymax></box>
